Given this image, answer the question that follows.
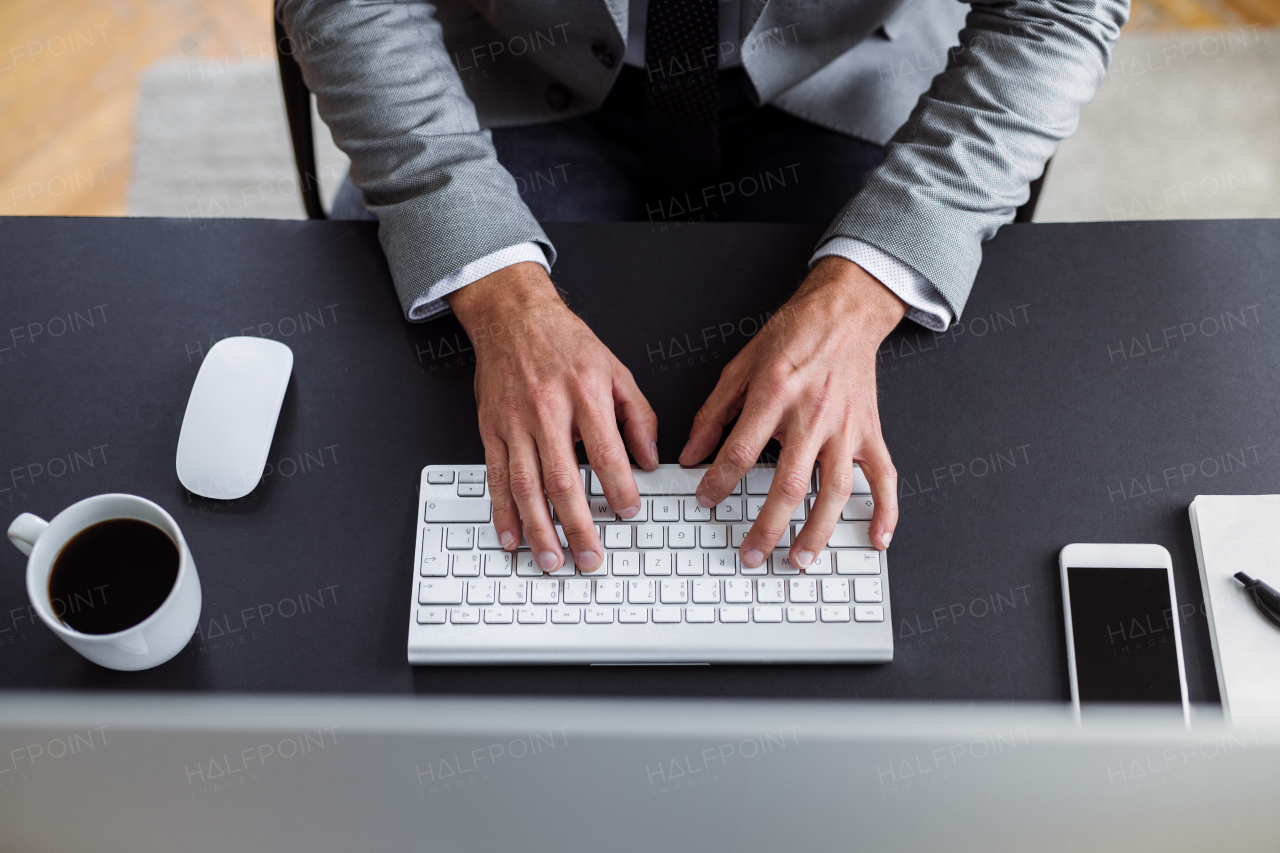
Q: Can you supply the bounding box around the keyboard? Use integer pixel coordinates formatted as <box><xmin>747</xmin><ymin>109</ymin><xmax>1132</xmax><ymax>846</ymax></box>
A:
<box><xmin>407</xmin><ymin>464</ymin><xmax>892</xmax><ymax>664</ymax></box>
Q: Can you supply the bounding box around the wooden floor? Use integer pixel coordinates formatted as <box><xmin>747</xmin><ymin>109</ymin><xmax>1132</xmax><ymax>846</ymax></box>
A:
<box><xmin>2</xmin><ymin>0</ymin><xmax>1278</xmax><ymax>217</ymax></box>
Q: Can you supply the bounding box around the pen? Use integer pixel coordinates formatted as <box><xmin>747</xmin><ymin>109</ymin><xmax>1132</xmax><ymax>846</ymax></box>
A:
<box><xmin>1234</xmin><ymin>572</ymin><xmax>1280</xmax><ymax>629</ymax></box>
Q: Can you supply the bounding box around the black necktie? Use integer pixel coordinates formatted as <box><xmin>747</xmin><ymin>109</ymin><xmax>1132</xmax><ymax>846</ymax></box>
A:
<box><xmin>643</xmin><ymin>0</ymin><xmax>720</xmax><ymax>193</ymax></box>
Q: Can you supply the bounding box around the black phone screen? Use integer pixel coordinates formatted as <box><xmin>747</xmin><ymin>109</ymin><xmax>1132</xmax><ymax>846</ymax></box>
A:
<box><xmin>1066</xmin><ymin>566</ymin><xmax>1184</xmax><ymax>704</ymax></box>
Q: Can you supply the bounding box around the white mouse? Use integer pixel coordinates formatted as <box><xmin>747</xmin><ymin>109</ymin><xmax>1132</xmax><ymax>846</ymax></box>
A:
<box><xmin>176</xmin><ymin>337</ymin><xmax>294</xmax><ymax>500</ymax></box>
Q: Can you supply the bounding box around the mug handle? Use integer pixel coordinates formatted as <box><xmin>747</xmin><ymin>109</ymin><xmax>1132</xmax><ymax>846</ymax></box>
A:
<box><xmin>8</xmin><ymin>513</ymin><xmax>49</xmax><ymax>557</ymax></box>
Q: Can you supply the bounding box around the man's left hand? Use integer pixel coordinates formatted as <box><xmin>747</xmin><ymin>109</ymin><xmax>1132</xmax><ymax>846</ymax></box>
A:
<box><xmin>679</xmin><ymin>256</ymin><xmax>906</xmax><ymax>570</ymax></box>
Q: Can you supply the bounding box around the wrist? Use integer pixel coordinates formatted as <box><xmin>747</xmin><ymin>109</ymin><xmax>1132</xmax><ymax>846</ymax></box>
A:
<box><xmin>447</xmin><ymin>262</ymin><xmax>562</xmax><ymax>350</ymax></box>
<box><xmin>806</xmin><ymin>256</ymin><xmax>906</xmax><ymax>338</ymax></box>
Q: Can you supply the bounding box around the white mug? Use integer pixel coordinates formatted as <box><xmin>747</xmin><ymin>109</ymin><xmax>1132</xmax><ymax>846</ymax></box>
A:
<box><xmin>7</xmin><ymin>494</ymin><xmax>202</xmax><ymax>671</ymax></box>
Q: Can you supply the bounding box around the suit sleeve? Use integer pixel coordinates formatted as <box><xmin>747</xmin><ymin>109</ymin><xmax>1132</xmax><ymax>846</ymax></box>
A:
<box><xmin>276</xmin><ymin>0</ymin><xmax>554</xmax><ymax>319</ymax></box>
<box><xmin>820</xmin><ymin>0</ymin><xmax>1128</xmax><ymax>318</ymax></box>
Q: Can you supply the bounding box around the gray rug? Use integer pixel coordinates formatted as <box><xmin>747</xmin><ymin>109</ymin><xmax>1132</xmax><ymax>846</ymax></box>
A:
<box><xmin>129</xmin><ymin>31</ymin><xmax>1279</xmax><ymax>222</ymax></box>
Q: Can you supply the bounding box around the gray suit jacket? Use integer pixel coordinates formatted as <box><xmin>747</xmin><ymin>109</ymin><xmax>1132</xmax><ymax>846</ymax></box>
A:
<box><xmin>277</xmin><ymin>0</ymin><xmax>1127</xmax><ymax>322</ymax></box>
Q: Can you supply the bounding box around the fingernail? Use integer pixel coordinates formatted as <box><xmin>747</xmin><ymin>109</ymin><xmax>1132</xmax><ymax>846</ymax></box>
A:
<box><xmin>620</xmin><ymin>504</ymin><xmax>641</xmax><ymax>519</ymax></box>
<box><xmin>743</xmin><ymin>548</ymin><xmax>764</xmax><ymax>567</ymax></box>
<box><xmin>576</xmin><ymin>550</ymin><xmax>600</xmax><ymax>571</ymax></box>
<box><xmin>697</xmin><ymin>493</ymin><xmax>714</xmax><ymax>508</ymax></box>
<box><xmin>538</xmin><ymin>551</ymin><xmax>559</xmax><ymax>570</ymax></box>
<box><xmin>794</xmin><ymin>550</ymin><xmax>814</xmax><ymax>568</ymax></box>
<box><xmin>499</xmin><ymin>531</ymin><xmax>515</xmax><ymax>548</ymax></box>
<box><xmin>881</xmin><ymin>531</ymin><xmax>893</xmax><ymax>549</ymax></box>
<box><xmin>650</xmin><ymin>441</ymin><xmax>659</xmax><ymax>464</ymax></box>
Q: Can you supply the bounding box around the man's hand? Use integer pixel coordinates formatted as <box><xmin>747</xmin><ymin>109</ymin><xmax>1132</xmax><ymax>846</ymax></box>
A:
<box><xmin>679</xmin><ymin>256</ymin><xmax>905</xmax><ymax>570</ymax></box>
<box><xmin>448</xmin><ymin>262</ymin><xmax>659</xmax><ymax>573</ymax></box>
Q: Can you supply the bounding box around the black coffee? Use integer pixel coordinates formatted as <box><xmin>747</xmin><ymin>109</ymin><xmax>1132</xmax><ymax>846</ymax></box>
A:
<box><xmin>48</xmin><ymin>519</ymin><xmax>179</xmax><ymax>635</ymax></box>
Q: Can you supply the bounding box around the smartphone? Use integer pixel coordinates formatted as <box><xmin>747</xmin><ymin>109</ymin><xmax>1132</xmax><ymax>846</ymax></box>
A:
<box><xmin>1059</xmin><ymin>544</ymin><xmax>1190</xmax><ymax>721</ymax></box>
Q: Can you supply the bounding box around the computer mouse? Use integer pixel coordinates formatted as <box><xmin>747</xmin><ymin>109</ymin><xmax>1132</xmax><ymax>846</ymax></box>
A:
<box><xmin>176</xmin><ymin>337</ymin><xmax>293</xmax><ymax>500</ymax></box>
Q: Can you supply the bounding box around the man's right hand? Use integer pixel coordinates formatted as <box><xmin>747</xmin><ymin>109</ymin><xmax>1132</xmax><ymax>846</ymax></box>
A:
<box><xmin>447</xmin><ymin>262</ymin><xmax>659</xmax><ymax>574</ymax></box>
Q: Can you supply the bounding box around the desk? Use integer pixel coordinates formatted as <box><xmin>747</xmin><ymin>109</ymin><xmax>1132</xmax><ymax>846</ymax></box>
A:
<box><xmin>2</xmin><ymin>216</ymin><xmax>1278</xmax><ymax>700</ymax></box>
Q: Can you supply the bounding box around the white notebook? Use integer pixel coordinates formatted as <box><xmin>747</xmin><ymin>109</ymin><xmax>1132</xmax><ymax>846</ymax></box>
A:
<box><xmin>1189</xmin><ymin>495</ymin><xmax>1280</xmax><ymax>728</ymax></box>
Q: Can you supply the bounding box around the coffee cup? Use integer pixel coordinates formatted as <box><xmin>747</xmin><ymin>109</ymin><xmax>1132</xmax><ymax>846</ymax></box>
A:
<box><xmin>7</xmin><ymin>494</ymin><xmax>202</xmax><ymax>671</ymax></box>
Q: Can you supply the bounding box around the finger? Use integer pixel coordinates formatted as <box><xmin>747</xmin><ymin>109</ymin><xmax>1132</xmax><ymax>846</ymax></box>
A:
<box><xmin>536</xmin><ymin>430</ymin><xmax>603</xmax><ymax>573</ymax></box>
<box><xmin>578</xmin><ymin>396</ymin><xmax>642</xmax><ymax>522</ymax></box>
<box><xmin>856</xmin><ymin>436</ymin><xmax>899</xmax><ymax>550</ymax></box>
<box><xmin>482</xmin><ymin>432</ymin><xmax>521</xmax><ymax>550</ymax></box>
<box><xmin>792</xmin><ymin>445</ymin><xmax>853</xmax><ymax>571</ymax></box>
<box><xmin>740</xmin><ymin>438</ymin><xmax>819</xmax><ymax>568</ymax></box>
<box><xmin>507</xmin><ymin>432</ymin><xmax>562</xmax><ymax>571</ymax></box>
<box><xmin>612</xmin><ymin>361</ymin><xmax>659</xmax><ymax>471</ymax></box>
<box><xmin>679</xmin><ymin>362</ymin><xmax>747</xmax><ymax>466</ymax></box>
<box><xmin>693</xmin><ymin>385</ymin><xmax>781</xmax><ymax>508</ymax></box>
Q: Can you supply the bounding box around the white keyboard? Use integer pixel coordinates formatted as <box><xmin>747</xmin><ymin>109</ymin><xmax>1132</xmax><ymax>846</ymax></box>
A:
<box><xmin>407</xmin><ymin>464</ymin><xmax>892</xmax><ymax>664</ymax></box>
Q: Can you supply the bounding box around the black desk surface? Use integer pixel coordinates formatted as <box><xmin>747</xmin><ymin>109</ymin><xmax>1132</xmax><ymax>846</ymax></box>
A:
<box><xmin>2</xmin><ymin>216</ymin><xmax>1278</xmax><ymax>702</ymax></box>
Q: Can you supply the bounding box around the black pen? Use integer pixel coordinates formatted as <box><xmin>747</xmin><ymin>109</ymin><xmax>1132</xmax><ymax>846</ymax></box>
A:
<box><xmin>1234</xmin><ymin>572</ymin><xmax>1280</xmax><ymax>629</ymax></box>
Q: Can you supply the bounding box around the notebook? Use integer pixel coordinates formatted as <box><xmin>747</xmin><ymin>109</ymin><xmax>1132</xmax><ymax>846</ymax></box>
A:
<box><xmin>1188</xmin><ymin>495</ymin><xmax>1280</xmax><ymax>728</ymax></box>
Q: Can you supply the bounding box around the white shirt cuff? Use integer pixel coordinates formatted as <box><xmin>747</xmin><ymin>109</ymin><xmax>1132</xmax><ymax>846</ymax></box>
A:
<box><xmin>810</xmin><ymin>237</ymin><xmax>953</xmax><ymax>332</ymax></box>
<box><xmin>408</xmin><ymin>242</ymin><xmax>551</xmax><ymax>322</ymax></box>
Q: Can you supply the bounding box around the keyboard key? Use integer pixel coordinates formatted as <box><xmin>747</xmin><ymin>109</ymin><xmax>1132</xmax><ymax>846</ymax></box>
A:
<box><xmin>551</xmin><ymin>607</ymin><xmax>581</xmax><ymax>624</ymax></box>
<box><xmin>820</xmin><ymin>605</ymin><xmax>851</xmax><ymax>623</ymax></box>
<box><xmin>746</xmin><ymin>496</ymin><xmax>805</xmax><ymax>522</ymax></box>
<box><xmin>842</xmin><ymin>496</ymin><xmax>874</xmax><ymax>520</ymax></box>
<box><xmin>731</xmin><ymin>525</ymin><xmax>752</xmax><ymax>548</ymax></box>
<box><xmin>427</xmin><ymin>470</ymin><xmax>454</xmax><ymax>484</ymax></box>
<box><xmin>629</xmin><ymin>469</ymin><xmax>703</xmax><ymax>495</ymax></box>
<box><xmin>484</xmin><ymin>606</ymin><xmax>513</xmax><ymax>624</ymax></box>
<box><xmin>756</xmin><ymin>578</ymin><xmax>785</xmax><ymax>604</ymax></box>
<box><xmin>419</xmin><ymin>579</ymin><xmax>463</xmax><ymax>605</ymax></box>
<box><xmin>698</xmin><ymin>525</ymin><xmax>727</xmax><ymax>549</ymax></box>
<box><xmin>675</xmin><ymin>552</ymin><xmax>705</xmax><ymax>576</ymax></box>
<box><xmin>719</xmin><ymin>606</ymin><xmax>749</xmax><ymax>623</ymax></box>
<box><xmin>420</xmin><ymin>553</ymin><xmax>447</xmax><ymax>577</ymax></box>
<box><xmin>636</xmin><ymin>525</ymin><xmax>664</xmax><ymax>548</ymax></box>
<box><xmin>563</xmin><ymin>579</ymin><xmax>592</xmax><ymax>604</ymax></box>
<box><xmin>683</xmin><ymin>498</ymin><xmax>710</xmax><ymax>522</ymax></box>
<box><xmin>652</xmin><ymin>498</ymin><xmax>680</xmax><ymax>521</ymax></box>
<box><xmin>668</xmin><ymin>524</ymin><xmax>696</xmax><ymax>548</ymax></box>
<box><xmin>618</xmin><ymin>607</ymin><xmax>648</xmax><ymax>623</ymax></box>
<box><xmin>595</xmin><ymin>578</ymin><xmax>624</xmax><ymax>604</ymax></box>
<box><xmin>585</xmin><ymin>607</ymin><xmax>614</xmax><ymax>624</ymax></box>
<box><xmin>707</xmin><ymin>553</ymin><xmax>737</xmax><ymax>575</ymax></box>
<box><xmin>422</xmin><ymin>524</ymin><xmax>444</xmax><ymax>552</ymax></box>
<box><xmin>547</xmin><ymin>554</ymin><xmax>575</xmax><ymax>578</ymax></box>
<box><xmin>804</xmin><ymin>551</ymin><xmax>832</xmax><ymax>575</ymax></box>
<box><xmin>789</xmin><ymin>578</ymin><xmax>817</xmax><ymax>603</ymax></box>
<box><xmin>416</xmin><ymin>607</ymin><xmax>447</xmax><ymax>624</ymax></box>
<box><xmin>745</xmin><ymin>468</ymin><xmax>774</xmax><ymax>495</ymax></box>
<box><xmin>588</xmin><ymin>498</ymin><xmax>616</xmax><ymax>521</ymax></box>
<box><xmin>753</xmin><ymin>606</ymin><xmax>783</xmax><ymax>623</ymax></box>
<box><xmin>740</xmin><ymin>558</ymin><xmax>767</xmax><ymax>577</ymax></box>
<box><xmin>821</xmin><ymin>578</ymin><xmax>851</xmax><ymax>603</ymax></box>
<box><xmin>445</xmin><ymin>526</ymin><xmax>474</xmax><ymax>550</ymax></box>
<box><xmin>715</xmin><ymin>499</ymin><xmax>743</xmax><ymax>522</ymax></box>
<box><xmin>854</xmin><ymin>578</ymin><xmax>883</xmax><ymax>603</ymax></box>
<box><xmin>685</xmin><ymin>606</ymin><xmax>715</xmax><ymax>623</ymax></box>
<box><xmin>786</xmin><ymin>606</ymin><xmax>817</xmax><ymax>623</ymax></box>
<box><xmin>515</xmin><ymin>553</ymin><xmax>542</xmax><ymax>576</ymax></box>
<box><xmin>517</xmin><ymin>607</ymin><xmax>546</xmax><ymax>624</ymax></box>
<box><xmin>612</xmin><ymin>552</ymin><xmax>640</xmax><ymax>576</ymax></box>
<box><xmin>452</xmin><ymin>552</ymin><xmax>481</xmax><ymax>577</ymax></box>
<box><xmin>484</xmin><ymin>552</ymin><xmax>512</xmax><ymax>576</ymax></box>
<box><xmin>770</xmin><ymin>551</ymin><xmax>799</xmax><ymax>575</ymax></box>
<box><xmin>828</xmin><ymin>523</ymin><xmax>872</xmax><ymax>548</ymax></box>
<box><xmin>628</xmin><ymin>579</ymin><xmax>656</xmax><ymax>604</ymax></box>
<box><xmin>643</xmin><ymin>552</ymin><xmax>672</xmax><ymax>576</ymax></box>
<box><xmin>450</xmin><ymin>607</ymin><xmax>479</xmax><ymax>624</ymax></box>
<box><xmin>652</xmin><ymin>607</ymin><xmax>681</xmax><ymax>623</ymax></box>
<box><xmin>466</xmin><ymin>580</ymin><xmax>494</xmax><ymax>605</ymax></box>
<box><xmin>660</xmin><ymin>579</ymin><xmax>688</xmax><ymax>604</ymax></box>
<box><xmin>477</xmin><ymin>525</ymin><xmax>502</xmax><ymax>549</ymax></box>
<box><xmin>457</xmin><ymin>483</ymin><xmax>484</xmax><ymax>497</ymax></box>
<box><xmin>531</xmin><ymin>579</ymin><xmax>559</xmax><ymax>604</ymax></box>
<box><xmin>425</xmin><ymin>499</ymin><xmax>491</xmax><ymax>523</ymax></box>
<box><xmin>692</xmin><ymin>579</ymin><xmax>721</xmax><ymax>604</ymax></box>
<box><xmin>459</xmin><ymin>470</ymin><xmax>486</xmax><ymax>484</ymax></box>
<box><xmin>855</xmin><ymin>605</ymin><xmax>884</xmax><ymax>622</ymax></box>
<box><xmin>604</xmin><ymin>525</ymin><xmax>632</xmax><ymax>549</ymax></box>
<box><xmin>552</xmin><ymin>525</ymin><xmax>569</xmax><ymax>548</ymax></box>
<box><xmin>843</xmin><ymin>464</ymin><xmax>870</xmax><ymax>494</ymax></box>
<box><xmin>498</xmin><ymin>580</ymin><xmax>527</xmax><ymax>605</ymax></box>
<box><xmin>836</xmin><ymin>550</ymin><xmax>881</xmax><ymax>575</ymax></box>
<box><xmin>724</xmin><ymin>579</ymin><xmax>753</xmax><ymax>604</ymax></box>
